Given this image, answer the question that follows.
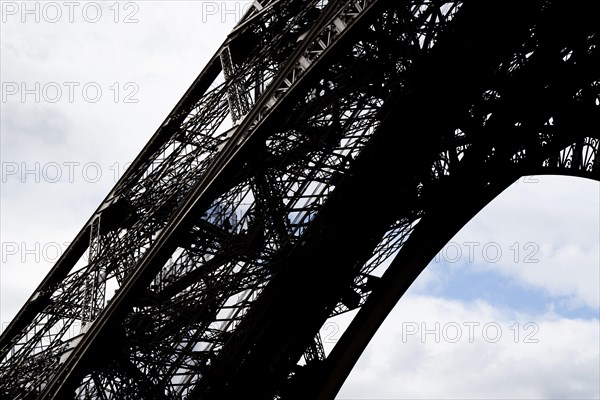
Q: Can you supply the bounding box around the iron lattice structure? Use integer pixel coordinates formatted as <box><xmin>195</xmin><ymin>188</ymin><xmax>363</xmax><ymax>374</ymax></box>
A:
<box><xmin>1</xmin><ymin>0</ymin><xmax>598</xmax><ymax>399</ymax></box>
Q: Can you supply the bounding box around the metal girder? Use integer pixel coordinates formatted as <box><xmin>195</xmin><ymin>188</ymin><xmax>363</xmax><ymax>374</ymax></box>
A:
<box><xmin>0</xmin><ymin>0</ymin><xmax>598</xmax><ymax>399</ymax></box>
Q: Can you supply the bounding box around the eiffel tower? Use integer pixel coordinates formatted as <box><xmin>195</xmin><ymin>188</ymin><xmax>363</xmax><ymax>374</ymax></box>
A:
<box><xmin>1</xmin><ymin>0</ymin><xmax>598</xmax><ymax>399</ymax></box>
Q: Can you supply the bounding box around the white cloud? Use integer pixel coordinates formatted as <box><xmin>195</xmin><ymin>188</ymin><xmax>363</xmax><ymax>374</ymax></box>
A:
<box><xmin>429</xmin><ymin>176</ymin><xmax>600</xmax><ymax>309</ymax></box>
<box><xmin>338</xmin><ymin>294</ymin><xmax>600</xmax><ymax>399</ymax></box>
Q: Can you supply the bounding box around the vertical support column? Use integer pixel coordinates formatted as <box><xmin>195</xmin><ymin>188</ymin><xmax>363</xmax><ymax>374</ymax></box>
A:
<box><xmin>80</xmin><ymin>216</ymin><xmax>106</xmax><ymax>328</ymax></box>
<box><xmin>303</xmin><ymin>332</ymin><xmax>325</xmax><ymax>363</ymax></box>
<box><xmin>221</xmin><ymin>46</ymin><xmax>250</xmax><ymax>123</ymax></box>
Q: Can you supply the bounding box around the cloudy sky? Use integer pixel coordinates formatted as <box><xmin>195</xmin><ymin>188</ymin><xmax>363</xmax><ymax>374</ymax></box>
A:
<box><xmin>1</xmin><ymin>2</ymin><xmax>598</xmax><ymax>399</ymax></box>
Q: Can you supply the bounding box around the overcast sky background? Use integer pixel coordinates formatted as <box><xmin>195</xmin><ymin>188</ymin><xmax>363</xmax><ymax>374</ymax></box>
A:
<box><xmin>1</xmin><ymin>2</ymin><xmax>598</xmax><ymax>399</ymax></box>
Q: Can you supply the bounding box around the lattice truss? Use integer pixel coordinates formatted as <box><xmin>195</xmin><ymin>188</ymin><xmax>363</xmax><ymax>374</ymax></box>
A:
<box><xmin>0</xmin><ymin>0</ymin><xmax>598</xmax><ymax>399</ymax></box>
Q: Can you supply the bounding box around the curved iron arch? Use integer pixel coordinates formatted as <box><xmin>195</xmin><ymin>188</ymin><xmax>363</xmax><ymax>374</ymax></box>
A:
<box><xmin>0</xmin><ymin>0</ymin><xmax>597</xmax><ymax>399</ymax></box>
<box><xmin>315</xmin><ymin>172</ymin><xmax>598</xmax><ymax>400</ymax></box>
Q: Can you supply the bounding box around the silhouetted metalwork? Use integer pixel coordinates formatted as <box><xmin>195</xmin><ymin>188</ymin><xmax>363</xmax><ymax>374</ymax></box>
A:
<box><xmin>1</xmin><ymin>0</ymin><xmax>598</xmax><ymax>399</ymax></box>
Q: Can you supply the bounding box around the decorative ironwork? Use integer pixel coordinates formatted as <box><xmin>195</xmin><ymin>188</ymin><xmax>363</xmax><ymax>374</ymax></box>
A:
<box><xmin>1</xmin><ymin>1</ymin><xmax>598</xmax><ymax>399</ymax></box>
